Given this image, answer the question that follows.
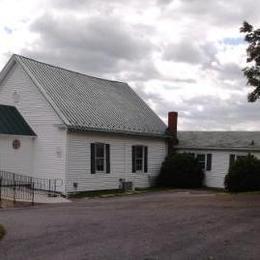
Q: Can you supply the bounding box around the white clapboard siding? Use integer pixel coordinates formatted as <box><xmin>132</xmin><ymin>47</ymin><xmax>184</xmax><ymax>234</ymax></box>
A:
<box><xmin>0</xmin><ymin>63</ymin><xmax>67</xmax><ymax>192</ymax></box>
<box><xmin>178</xmin><ymin>149</ymin><xmax>260</xmax><ymax>188</ymax></box>
<box><xmin>66</xmin><ymin>132</ymin><xmax>167</xmax><ymax>192</ymax></box>
<box><xmin>0</xmin><ymin>135</ymin><xmax>34</xmax><ymax>175</ymax></box>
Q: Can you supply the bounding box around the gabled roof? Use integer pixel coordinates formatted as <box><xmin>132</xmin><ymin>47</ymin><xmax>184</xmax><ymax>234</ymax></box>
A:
<box><xmin>176</xmin><ymin>131</ymin><xmax>260</xmax><ymax>151</ymax></box>
<box><xmin>0</xmin><ymin>104</ymin><xmax>36</xmax><ymax>136</ymax></box>
<box><xmin>3</xmin><ymin>54</ymin><xmax>167</xmax><ymax>138</ymax></box>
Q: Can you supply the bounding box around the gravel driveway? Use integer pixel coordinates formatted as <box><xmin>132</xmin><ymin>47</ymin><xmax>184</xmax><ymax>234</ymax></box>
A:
<box><xmin>0</xmin><ymin>190</ymin><xmax>259</xmax><ymax>260</ymax></box>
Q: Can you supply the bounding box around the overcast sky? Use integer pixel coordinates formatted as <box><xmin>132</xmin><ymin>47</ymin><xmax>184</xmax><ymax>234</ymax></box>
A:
<box><xmin>0</xmin><ymin>0</ymin><xmax>260</xmax><ymax>130</ymax></box>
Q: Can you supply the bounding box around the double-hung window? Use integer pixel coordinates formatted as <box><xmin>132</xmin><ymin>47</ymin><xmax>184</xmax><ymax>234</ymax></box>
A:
<box><xmin>91</xmin><ymin>143</ymin><xmax>110</xmax><ymax>174</ymax></box>
<box><xmin>95</xmin><ymin>143</ymin><xmax>105</xmax><ymax>172</ymax></box>
<box><xmin>132</xmin><ymin>145</ymin><xmax>148</xmax><ymax>173</ymax></box>
<box><xmin>229</xmin><ymin>154</ymin><xmax>247</xmax><ymax>169</ymax></box>
<box><xmin>193</xmin><ymin>153</ymin><xmax>212</xmax><ymax>171</ymax></box>
<box><xmin>197</xmin><ymin>154</ymin><xmax>206</xmax><ymax>170</ymax></box>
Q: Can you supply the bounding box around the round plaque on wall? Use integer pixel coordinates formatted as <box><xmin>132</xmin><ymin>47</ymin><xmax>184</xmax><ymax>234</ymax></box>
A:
<box><xmin>12</xmin><ymin>139</ymin><xmax>21</xmax><ymax>150</ymax></box>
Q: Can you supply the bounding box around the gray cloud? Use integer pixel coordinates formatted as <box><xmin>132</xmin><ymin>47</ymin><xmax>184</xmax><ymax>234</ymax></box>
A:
<box><xmin>214</xmin><ymin>63</ymin><xmax>244</xmax><ymax>81</ymax></box>
<box><xmin>22</xmin><ymin>13</ymin><xmax>157</xmax><ymax>79</ymax></box>
<box><xmin>146</xmin><ymin>93</ymin><xmax>260</xmax><ymax>130</ymax></box>
<box><xmin>9</xmin><ymin>0</ymin><xmax>260</xmax><ymax>131</ymax></box>
<box><xmin>163</xmin><ymin>40</ymin><xmax>217</xmax><ymax>66</ymax></box>
<box><xmin>53</xmin><ymin>0</ymin><xmax>173</xmax><ymax>10</ymax></box>
<box><xmin>171</xmin><ymin>0</ymin><xmax>260</xmax><ymax>27</ymax></box>
<box><xmin>29</xmin><ymin>14</ymin><xmax>152</xmax><ymax>60</ymax></box>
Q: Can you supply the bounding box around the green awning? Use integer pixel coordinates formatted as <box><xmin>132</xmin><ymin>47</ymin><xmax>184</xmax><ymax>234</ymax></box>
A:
<box><xmin>0</xmin><ymin>105</ymin><xmax>36</xmax><ymax>136</ymax></box>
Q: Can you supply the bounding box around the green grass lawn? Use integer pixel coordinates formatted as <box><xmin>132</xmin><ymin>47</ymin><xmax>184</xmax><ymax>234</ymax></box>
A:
<box><xmin>0</xmin><ymin>224</ymin><xmax>6</xmax><ymax>240</ymax></box>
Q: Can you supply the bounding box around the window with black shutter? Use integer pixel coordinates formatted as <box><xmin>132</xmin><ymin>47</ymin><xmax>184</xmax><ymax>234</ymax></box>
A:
<box><xmin>194</xmin><ymin>153</ymin><xmax>212</xmax><ymax>171</ymax></box>
<box><xmin>197</xmin><ymin>154</ymin><xmax>206</xmax><ymax>170</ymax></box>
<box><xmin>90</xmin><ymin>143</ymin><xmax>110</xmax><ymax>174</ymax></box>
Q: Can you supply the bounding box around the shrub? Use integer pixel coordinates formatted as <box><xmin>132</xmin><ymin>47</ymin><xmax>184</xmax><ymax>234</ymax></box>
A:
<box><xmin>225</xmin><ymin>154</ymin><xmax>260</xmax><ymax>192</ymax></box>
<box><xmin>156</xmin><ymin>153</ymin><xmax>204</xmax><ymax>188</ymax></box>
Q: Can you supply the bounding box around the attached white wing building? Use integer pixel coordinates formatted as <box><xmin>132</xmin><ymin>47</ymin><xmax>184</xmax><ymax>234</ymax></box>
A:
<box><xmin>176</xmin><ymin>131</ymin><xmax>260</xmax><ymax>188</ymax></box>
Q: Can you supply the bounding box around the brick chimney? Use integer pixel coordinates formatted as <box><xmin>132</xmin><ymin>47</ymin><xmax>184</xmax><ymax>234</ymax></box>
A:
<box><xmin>167</xmin><ymin>111</ymin><xmax>178</xmax><ymax>154</ymax></box>
<box><xmin>168</xmin><ymin>111</ymin><xmax>178</xmax><ymax>136</ymax></box>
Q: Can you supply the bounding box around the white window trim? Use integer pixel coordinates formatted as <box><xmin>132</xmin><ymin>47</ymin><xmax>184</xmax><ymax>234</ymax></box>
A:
<box><xmin>190</xmin><ymin>153</ymin><xmax>212</xmax><ymax>172</ymax></box>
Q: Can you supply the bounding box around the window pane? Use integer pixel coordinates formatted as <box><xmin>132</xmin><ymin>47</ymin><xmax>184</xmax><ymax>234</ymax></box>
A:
<box><xmin>96</xmin><ymin>158</ymin><xmax>104</xmax><ymax>171</ymax></box>
<box><xmin>96</xmin><ymin>143</ymin><xmax>104</xmax><ymax>157</ymax></box>
<box><xmin>197</xmin><ymin>154</ymin><xmax>205</xmax><ymax>170</ymax></box>
<box><xmin>136</xmin><ymin>159</ymin><xmax>143</xmax><ymax>171</ymax></box>
<box><xmin>135</xmin><ymin>146</ymin><xmax>143</xmax><ymax>159</ymax></box>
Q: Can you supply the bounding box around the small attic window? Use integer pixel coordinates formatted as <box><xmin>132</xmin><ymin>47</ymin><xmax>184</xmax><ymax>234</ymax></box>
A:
<box><xmin>12</xmin><ymin>90</ymin><xmax>20</xmax><ymax>103</ymax></box>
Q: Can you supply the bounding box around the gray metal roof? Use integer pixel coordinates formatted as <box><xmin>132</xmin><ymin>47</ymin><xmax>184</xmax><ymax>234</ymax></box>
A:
<box><xmin>0</xmin><ymin>104</ymin><xmax>36</xmax><ymax>136</ymax></box>
<box><xmin>14</xmin><ymin>55</ymin><xmax>167</xmax><ymax>137</ymax></box>
<box><xmin>176</xmin><ymin>131</ymin><xmax>260</xmax><ymax>150</ymax></box>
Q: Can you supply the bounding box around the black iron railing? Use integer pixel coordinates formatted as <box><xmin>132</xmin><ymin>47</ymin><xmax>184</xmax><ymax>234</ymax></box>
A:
<box><xmin>0</xmin><ymin>170</ymin><xmax>63</xmax><ymax>205</ymax></box>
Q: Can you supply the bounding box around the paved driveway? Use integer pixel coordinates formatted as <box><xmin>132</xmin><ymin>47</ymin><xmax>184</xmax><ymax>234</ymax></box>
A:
<box><xmin>0</xmin><ymin>190</ymin><xmax>259</xmax><ymax>260</ymax></box>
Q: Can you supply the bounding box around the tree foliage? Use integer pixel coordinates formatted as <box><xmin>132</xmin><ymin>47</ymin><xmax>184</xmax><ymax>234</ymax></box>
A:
<box><xmin>241</xmin><ymin>21</ymin><xmax>260</xmax><ymax>102</ymax></box>
<box><xmin>225</xmin><ymin>154</ymin><xmax>260</xmax><ymax>192</ymax></box>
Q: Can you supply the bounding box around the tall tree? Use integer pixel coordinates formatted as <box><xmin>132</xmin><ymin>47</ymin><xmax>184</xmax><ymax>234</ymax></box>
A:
<box><xmin>240</xmin><ymin>21</ymin><xmax>260</xmax><ymax>102</ymax></box>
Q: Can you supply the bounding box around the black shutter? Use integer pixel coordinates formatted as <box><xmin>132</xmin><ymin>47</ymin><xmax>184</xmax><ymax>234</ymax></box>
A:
<box><xmin>132</xmin><ymin>146</ymin><xmax>136</xmax><ymax>173</ymax></box>
<box><xmin>206</xmin><ymin>154</ymin><xmax>212</xmax><ymax>171</ymax></box>
<box><xmin>91</xmin><ymin>143</ymin><xmax>96</xmax><ymax>174</ymax></box>
<box><xmin>144</xmin><ymin>146</ymin><xmax>148</xmax><ymax>173</ymax></box>
<box><xmin>106</xmin><ymin>144</ymin><xmax>110</xmax><ymax>174</ymax></box>
<box><xmin>229</xmin><ymin>154</ymin><xmax>235</xmax><ymax>169</ymax></box>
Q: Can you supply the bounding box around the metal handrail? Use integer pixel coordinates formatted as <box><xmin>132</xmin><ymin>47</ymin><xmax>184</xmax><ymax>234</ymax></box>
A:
<box><xmin>0</xmin><ymin>170</ymin><xmax>63</xmax><ymax>205</ymax></box>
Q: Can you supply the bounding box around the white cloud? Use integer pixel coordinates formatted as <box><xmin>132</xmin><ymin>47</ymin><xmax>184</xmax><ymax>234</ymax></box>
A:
<box><xmin>0</xmin><ymin>0</ymin><xmax>260</xmax><ymax>130</ymax></box>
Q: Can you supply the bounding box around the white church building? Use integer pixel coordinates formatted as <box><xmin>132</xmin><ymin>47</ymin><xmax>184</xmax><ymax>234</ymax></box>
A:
<box><xmin>0</xmin><ymin>54</ymin><xmax>258</xmax><ymax>194</ymax></box>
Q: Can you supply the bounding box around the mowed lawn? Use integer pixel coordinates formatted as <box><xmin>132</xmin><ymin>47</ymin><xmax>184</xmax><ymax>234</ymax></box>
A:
<box><xmin>0</xmin><ymin>190</ymin><xmax>259</xmax><ymax>260</ymax></box>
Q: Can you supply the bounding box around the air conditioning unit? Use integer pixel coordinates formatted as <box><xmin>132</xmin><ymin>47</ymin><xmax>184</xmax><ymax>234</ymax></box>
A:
<box><xmin>119</xmin><ymin>180</ymin><xmax>133</xmax><ymax>192</ymax></box>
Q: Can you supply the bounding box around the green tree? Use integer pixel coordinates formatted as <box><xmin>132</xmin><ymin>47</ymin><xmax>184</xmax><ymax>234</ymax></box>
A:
<box><xmin>240</xmin><ymin>21</ymin><xmax>260</xmax><ymax>102</ymax></box>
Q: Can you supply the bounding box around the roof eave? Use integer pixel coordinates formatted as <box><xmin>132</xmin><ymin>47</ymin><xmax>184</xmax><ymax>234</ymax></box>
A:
<box><xmin>0</xmin><ymin>54</ymin><xmax>17</xmax><ymax>86</ymax></box>
<box><xmin>67</xmin><ymin>126</ymin><xmax>169</xmax><ymax>139</ymax></box>
<box><xmin>0</xmin><ymin>132</ymin><xmax>36</xmax><ymax>137</ymax></box>
<box><xmin>175</xmin><ymin>146</ymin><xmax>260</xmax><ymax>152</ymax></box>
<box><xmin>14</xmin><ymin>55</ymin><xmax>70</xmax><ymax>126</ymax></box>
